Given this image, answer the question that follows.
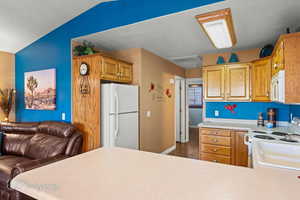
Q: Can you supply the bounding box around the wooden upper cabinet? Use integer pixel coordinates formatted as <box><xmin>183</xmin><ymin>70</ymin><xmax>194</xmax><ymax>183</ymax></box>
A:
<box><xmin>118</xmin><ymin>61</ymin><xmax>133</xmax><ymax>83</ymax></box>
<box><xmin>100</xmin><ymin>56</ymin><xmax>133</xmax><ymax>83</ymax></box>
<box><xmin>252</xmin><ymin>57</ymin><xmax>271</xmax><ymax>102</ymax></box>
<box><xmin>225</xmin><ymin>64</ymin><xmax>250</xmax><ymax>101</ymax></box>
<box><xmin>234</xmin><ymin>131</ymin><xmax>248</xmax><ymax>167</ymax></box>
<box><xmin>272</xmin><ymin>41</ymin><xmax>285</xmax><ymax>76</ymax></box>
<box><xmin>100</xmin><ymin>56</ymin><xmax>119</xmax><ymax>81</ymax></box>
<box><xmin>203</xmin><ymin>66</ymin><xmax>225</xmax><ymax>101</ymax></box>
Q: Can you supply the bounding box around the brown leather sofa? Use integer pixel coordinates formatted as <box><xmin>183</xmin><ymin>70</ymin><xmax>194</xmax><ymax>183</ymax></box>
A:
<box><xmin>0</xmin><ymin>121</ymin><xmax>83</xmax><ymax>200</ymax></box>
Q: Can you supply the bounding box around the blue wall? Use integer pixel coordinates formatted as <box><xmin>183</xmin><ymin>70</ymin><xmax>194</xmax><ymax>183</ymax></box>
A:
<box><xmin>206</xmin><ymin>102</ymin><xmax>300</xmax><ymax>122</ymax></box>
<box><xmin>15</xmin><ymin>0</ymin><xmax>222</xmax><ymax>122</ymax></box>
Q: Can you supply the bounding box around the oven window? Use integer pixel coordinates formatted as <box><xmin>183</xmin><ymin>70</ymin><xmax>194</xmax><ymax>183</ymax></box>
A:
<box><xmin>188</xmin><ymin>84</ymin><xmax>203</xmax><ymax>108</ymax></box>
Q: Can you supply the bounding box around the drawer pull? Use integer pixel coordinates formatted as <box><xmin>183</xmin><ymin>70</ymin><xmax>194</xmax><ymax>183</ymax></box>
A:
<box><xmin>213</xmin><ymin>139</ymin><xmax>218</xmax><ymax>142</ymax></box>
<box><xmin>215</xmin><ymin>132</ymin><xmax>218</xmax><ymax>135</ymax></box>
<box><xmin>213</xmin><ymin>149</ymin><xmax>218</xmax><ymax>152</ymax></box>
<box><xmin>213</xmin><ymin>160</ymin><xmax>217</xmax><ymax>162</ymax></box>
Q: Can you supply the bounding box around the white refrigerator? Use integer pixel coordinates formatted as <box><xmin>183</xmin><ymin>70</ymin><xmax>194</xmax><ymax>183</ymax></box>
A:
<box><xmin>101</xmin><ymin>83</ymin><xmax>139</xmax><ymax>149</ymax></box>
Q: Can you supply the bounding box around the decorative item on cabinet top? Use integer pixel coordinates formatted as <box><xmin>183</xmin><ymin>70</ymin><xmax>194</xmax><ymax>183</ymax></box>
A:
<box><xmin>73</xmin><ymin>53</ymin><xmax>133</xmax><ymax>84</ymax></box>
<box><xmin>73</xmin><ymin>40</ymin><xmax>97</xmax><ymax>56</ymax></box>
<box><xmin>216</xmin><ymin>56</ymin><xmax>225</xmax><ymax>64</ymax></box>
<box><xmin>228</xmin><ymin>53</ymin><xmax>239</xmax><ymax>63</ymax></box>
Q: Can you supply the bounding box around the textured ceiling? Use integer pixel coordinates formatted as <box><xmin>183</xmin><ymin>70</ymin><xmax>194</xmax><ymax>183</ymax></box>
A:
<box><xmin>74</xmin><ymin>0</ymin><xmax>300</xmax><ymax>68</ymax></box>
<box><xmin>0</xmin><ymin>0</ymin><xmax>114</xmax><ymax>53</ymax></box>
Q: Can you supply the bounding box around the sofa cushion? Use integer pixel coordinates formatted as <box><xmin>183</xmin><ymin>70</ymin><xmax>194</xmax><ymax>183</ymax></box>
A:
<box><xmin>25</xmin><ymin>133</ymin><xmax>68</xmax><ymax>159</ymax></box>
<box><xmin>0</xmin><ymin>122</ymin><xmax>39</xmax><ymax>134</ymax></box>
<box><xmin>0</xmin><ymin>155</ymin><xmax>32</xmax><ymax>186</ymax></box>
<box><xmin>3</xmin><ymin>134</ymin><xmax>33</xmax><ymax>156</ymax></box>
<box><xmin>0</xmin><ymin>132</ymin><xmax>3</xmax><ymax>156</ymax></box>
<box><xmin>37</xmin><ymin>122</ymin><xmax>75</xmax><ymax>138</ymax></box>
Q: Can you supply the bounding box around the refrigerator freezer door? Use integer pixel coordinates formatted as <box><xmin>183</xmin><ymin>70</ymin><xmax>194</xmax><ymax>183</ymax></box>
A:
<box><xmin>115</xmin><ymin>112</ymin><xmax>139</xmax><ymax>149</ymax></box>
<box><xmin>110</xmin><ymin>84</ymin><xmax>138</xmax><ymax>114</ymax></box>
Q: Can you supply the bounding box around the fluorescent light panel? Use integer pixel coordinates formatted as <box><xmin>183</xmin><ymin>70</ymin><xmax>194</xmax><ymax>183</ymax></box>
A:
<box><xmin>195</xmin><ymin>8</ymin><xmax>237</xmax><ymax>49</ymax></box>
<box><xmin>202</xmin><ymin>19</ymin><xmax>232</xmax><ymax>49</ymax></box>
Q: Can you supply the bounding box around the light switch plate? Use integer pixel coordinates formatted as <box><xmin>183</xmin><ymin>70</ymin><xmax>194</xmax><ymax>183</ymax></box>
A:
<box><xmin>146</xmin><ymin>111</ymin><xmax>151</xmax><ymax>117</ymax></box>
<box><xmin>214</xmin><ymin>110</ymin><xmax>219</xmax><ymax>117</ymax></box>
<box><xmin>62</xmin><ymin>113</ymin><xmax>66</xmax><ymax>121</ymax></box>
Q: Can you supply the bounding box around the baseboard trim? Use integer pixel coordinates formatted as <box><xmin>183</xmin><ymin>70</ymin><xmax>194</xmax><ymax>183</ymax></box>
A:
<box><xmin>161</xmin><ymin>145</ymin><xmax>176</xmax><ymax>154</ymax></box>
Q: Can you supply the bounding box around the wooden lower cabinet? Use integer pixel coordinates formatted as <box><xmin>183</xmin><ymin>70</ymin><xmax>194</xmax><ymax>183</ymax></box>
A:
<box><xmin>201</xmin><ymin>153</ymin><xmax>231</xmax><ymax>165</ymax></box>
<box><xmin>234</xmin><ymin>131</ymin><xmax>249</xmax><ymax>167</ymax></box>
<box><xmin>201</xmin><ymin>144</ymin><xmax>231</xmax><ymax>156</ymax></box>
<box><xmin>199</xmin><ymin>128</ymin><xmax>248</xmax><ymax>167</ymax></box>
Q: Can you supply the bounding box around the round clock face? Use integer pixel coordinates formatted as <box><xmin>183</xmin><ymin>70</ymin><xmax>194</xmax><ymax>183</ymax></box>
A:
<box><xmin>80</xmin><ymin>63</ymin><xmax>89</xmax><ymax>76</ymax></box>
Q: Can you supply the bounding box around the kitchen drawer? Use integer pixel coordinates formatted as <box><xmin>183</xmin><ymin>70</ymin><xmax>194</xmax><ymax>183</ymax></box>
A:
<box><xmin>201</xmin><ymin>135</ymin><xmax>231</xmax><ymax>146</ymax></box>
<box><xmin>201</xmin><ymin>144</ymin><xmax>231</xmax><ymax>156</ymax></box>
<box><xmin>200</xmin><ymin>128</ymin><xmax>231</xmax><ymax>137</ymax></box>
<box><xmin>200</xmin><ymin>153</ymin><xmax>231</xmax><ymax>164</ymax></box>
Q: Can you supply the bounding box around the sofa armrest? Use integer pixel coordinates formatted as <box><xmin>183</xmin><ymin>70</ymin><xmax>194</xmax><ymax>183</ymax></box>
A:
<box><xmin>11</xmin><ymin>155</ymin><xmax>69</xmax><ymax>178</ymax></box>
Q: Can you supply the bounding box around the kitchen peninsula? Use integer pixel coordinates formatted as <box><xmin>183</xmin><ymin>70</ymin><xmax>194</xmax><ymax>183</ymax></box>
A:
<box><xmin>11</xmin><ymin>148</ymin><xmax>300</xmax><ymax>200</ymax></box>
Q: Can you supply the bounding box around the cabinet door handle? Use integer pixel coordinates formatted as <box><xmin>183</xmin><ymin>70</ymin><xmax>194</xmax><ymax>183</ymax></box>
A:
<box><xmin>266</xmin><ymin>91</ymin><xmax>269</xmax><ymax>97</ymax></box>
<box><xmin>213</xmin><ymin>139</ymin><xmax>218</xmax><ymax>143</ymax></box>
<box><xmin>214</xmin><ymin>132</ymin><xmax>218</xmax><ymax>135</ymax></box>
<box><xmin>213</xmin><ymin>149</ymin><xmax>218</xmax><ymax>152</ymax></box>
<box><xmin>213</xmin><ymin>160</ymin><xmax>217</xmax><ymax>162</ymax></box>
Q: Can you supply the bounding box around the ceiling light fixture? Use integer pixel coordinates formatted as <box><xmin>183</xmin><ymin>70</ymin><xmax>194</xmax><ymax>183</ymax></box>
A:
<box><xmin>195</xmin><ymin>8</ymin><xmax>237</xmax><ymax>49</ymax></box>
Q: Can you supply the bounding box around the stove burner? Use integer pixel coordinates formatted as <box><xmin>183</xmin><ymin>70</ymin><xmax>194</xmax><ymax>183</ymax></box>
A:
<box><xmin>272</xmin><ymin>132</ymin><xmax>288</xmax><ymax>136</ymax></box>
<box><xmin>253</xmin><ymin>130</ymin><xmax>267</xmax><ymax>134</ymax></box>
<box><xmin>254</xmin><ymin>135</ymin><xmax>276</xmax><ymax>140</ymax></box>
<box><xmin>280</xmin><ymin>138</ymin><xmax>299</xmax><ymax>143</ymax></box>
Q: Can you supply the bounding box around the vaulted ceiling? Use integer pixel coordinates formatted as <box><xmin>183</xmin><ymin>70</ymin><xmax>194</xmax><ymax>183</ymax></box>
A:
<box><xmin>0</xmin><ymin>0</ymin><xmax>113</xmax><ymax>53</ymax></box>
<box><xmin>74</xmin><ymin>0</ymin><xmax>300</xmax><ymax>68</ymax></box>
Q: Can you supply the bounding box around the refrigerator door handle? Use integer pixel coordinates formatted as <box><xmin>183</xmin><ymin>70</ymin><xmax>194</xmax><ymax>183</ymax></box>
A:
<box><xmin>115</xmin><ymin>93</ymin><xmax>120</xmax><ymax>138</ymax></box>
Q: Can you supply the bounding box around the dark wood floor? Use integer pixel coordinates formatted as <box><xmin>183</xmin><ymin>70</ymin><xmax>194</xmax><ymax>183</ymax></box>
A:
<box><xmin>169</xmin><ymin>128</ymin><xmax>199</xmax><ymax>159</ymax></box>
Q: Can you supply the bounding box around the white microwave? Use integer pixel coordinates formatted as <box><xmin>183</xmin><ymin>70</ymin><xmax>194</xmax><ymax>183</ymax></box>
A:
<box><xmin>271</xmin><ymin>70</ymin><xmax>285</xmax><ymax>103</ymax></box>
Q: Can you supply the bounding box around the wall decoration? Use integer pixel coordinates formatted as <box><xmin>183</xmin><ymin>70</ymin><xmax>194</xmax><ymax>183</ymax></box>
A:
<box><xmin>0</xmin><ymin>89</ymin><xmax>16</xmax><ymax>122</ymax></box>
<box><xmin>217</xmin><ymin>56</ymin><xmax>225</xmax><ymax>64</ymax></box>
<box><xmin>149</xmin><ymin>82</ymin><xmax>155</xmax><ymax>92</ymax></box>
<box><xmin>228</xmin><ymin>53</ymin><xmax>239</xmax><ymax>63</ymax></box>
<box><xmin>25</xmin><ymin>69</ymin><xmax>56</xmax><ymax>110</ymax></box>
<box><xmin>224</xmin><ymin>104</ymin><xmax>237</xmax><ymax>113</ymax></box>
<box><xmin>165</xmin><ymin>89</ymin><xmax>172</xmax><ymax>98</ymax></box>
<box><xmin>80</xmin><ymin>77</ymin><xmax>90</xmax><ymax>95</ymax></box>
<box><xmin>149</xmin><ymin>82</ymin><xmax>164</xmax><ymax>102</ymax></box>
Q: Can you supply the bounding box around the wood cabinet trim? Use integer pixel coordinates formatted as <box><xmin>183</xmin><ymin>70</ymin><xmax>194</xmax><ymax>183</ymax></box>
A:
<box><xmin>199</xmin><ymin>127</ymin><xmax>248</xmax><ymax>167</ymax></box>
<box><xmin>251</xmin><ymin>58</ymin><xmax>271</xmax><ymax>102</ymax></box>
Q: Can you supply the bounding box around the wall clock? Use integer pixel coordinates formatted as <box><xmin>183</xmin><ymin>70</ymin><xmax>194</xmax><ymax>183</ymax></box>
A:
<box><xmin>79</xmin><ymin>62</ymin><xmax>90</xmax><ymax>95</ymax></box>
<box><xmin>79</xmin><ymin>62</ymin><xmax>89</xmax><ymax>76</ymax></box>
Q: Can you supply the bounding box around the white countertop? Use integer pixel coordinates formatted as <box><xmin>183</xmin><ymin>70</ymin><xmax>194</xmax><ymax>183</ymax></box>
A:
<box><xmin>11</xmin><ymin>148</ymin><xmax>300</xmax><ymax>200</ymax></box>
<box><xmin>198</xmin><ymin>121</ymin><xmax>300</xmax><ymax>134</ymax></box>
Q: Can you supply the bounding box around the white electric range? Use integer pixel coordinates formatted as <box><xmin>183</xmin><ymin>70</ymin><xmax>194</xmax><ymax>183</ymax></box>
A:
<box><xmin>244</xmin><ymin>128</ymin><xmax>300</xmax><ymax>168</ymax></box>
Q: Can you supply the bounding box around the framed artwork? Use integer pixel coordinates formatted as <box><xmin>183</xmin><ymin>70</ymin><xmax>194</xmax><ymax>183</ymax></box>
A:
<box><xmin>24</xmin><ymin>69</ymin><xmax>56</xmax><ymax>110</ymax></box>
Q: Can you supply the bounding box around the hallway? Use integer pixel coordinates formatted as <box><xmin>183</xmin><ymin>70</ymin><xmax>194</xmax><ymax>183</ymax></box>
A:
<box><xmin>169</xmin><ymin>128</ymin><xmax>199</xmax><ymax>159</ymax></box>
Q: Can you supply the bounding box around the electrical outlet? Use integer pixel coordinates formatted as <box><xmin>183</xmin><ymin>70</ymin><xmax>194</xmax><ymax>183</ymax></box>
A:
<box><xmin>214</xmin><ymin>110</ymin><xmax>219</xmax><ymax>117</ymax></box>
<box><xmin>62</xmin><ymin>113</ymin><xmax>66</xmax><ymax>121</ymax></box>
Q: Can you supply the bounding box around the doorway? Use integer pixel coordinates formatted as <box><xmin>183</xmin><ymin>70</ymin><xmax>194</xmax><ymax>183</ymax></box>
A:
<box><xmin>174</xmin><ymin>76</ymin><xmax>188</xmax><ymax>143</ymax></box>
<box><xmin>187</xmin><ymin>78</ymin><xmax>203</xmax><ymax>127</ymax></box>
<box><xmin>170</xmin><ymin>78</ymin><xmax>202</xmax><ymax>159</ymax></box>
